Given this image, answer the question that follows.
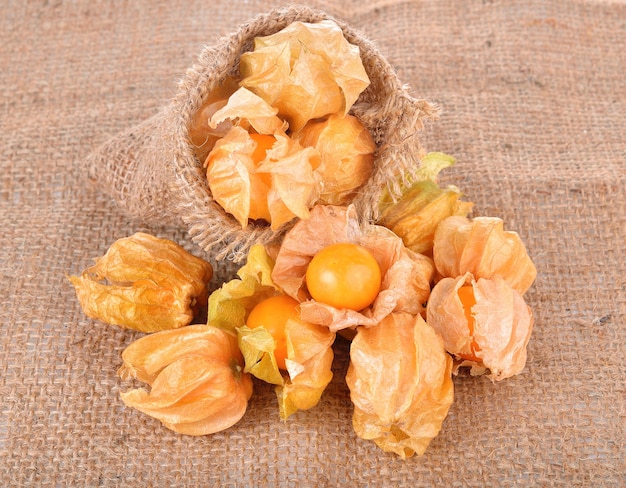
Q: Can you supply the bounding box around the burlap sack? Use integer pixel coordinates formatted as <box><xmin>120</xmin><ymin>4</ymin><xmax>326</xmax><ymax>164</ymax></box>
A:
<box><xmin>85</xmin><ymin>4</ymin><xmax>437</xmax><ymax>261</ymax></box>
<box><xmin>3</xmin><ymin>0</ymin><xmax>625</xmax><ymax>485</ymax></box>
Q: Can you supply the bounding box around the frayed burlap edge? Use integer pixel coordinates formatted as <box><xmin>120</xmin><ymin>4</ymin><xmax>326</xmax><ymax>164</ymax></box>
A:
<box><xmin>86</xmin><ymin>4</ymin><xmax>438</xmax><ymax>263</ymax></box>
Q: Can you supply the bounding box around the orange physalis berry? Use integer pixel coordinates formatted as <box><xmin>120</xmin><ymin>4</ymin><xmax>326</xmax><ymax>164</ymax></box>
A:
<box><xmin>246</xmin><ymin>294</ymin><xmax>299</xmax><ymax>370</ymax></box>
<box><xmin>456</xmin><ymin>285</ymin><xmax>481</xmax><ymax>363</ymax></box>
<box><xmin>305</xmin><ymin>242</ymin><xmax>382</xmax><ymax>311</ymax></box>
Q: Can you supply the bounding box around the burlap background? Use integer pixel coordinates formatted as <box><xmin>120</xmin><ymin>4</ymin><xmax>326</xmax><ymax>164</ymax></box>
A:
<box><xmin>1</xmin><ymin>0</ymin><xmax>623</xmax><ymax>486</ymax></box>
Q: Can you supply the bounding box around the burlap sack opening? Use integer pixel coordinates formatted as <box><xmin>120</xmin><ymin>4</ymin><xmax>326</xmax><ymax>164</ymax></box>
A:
<box><xmin>86</xmin><ymin>4</ymin><xmax>438</xmax><ymax>262</ymax></box>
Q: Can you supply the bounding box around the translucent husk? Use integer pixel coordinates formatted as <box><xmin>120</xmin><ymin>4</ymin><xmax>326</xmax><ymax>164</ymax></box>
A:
<box><xmin>277</xmin><ymin>315</ymin><xmax>335</xmax><ymax>418</ymax></box>
<box><xmin>209</xmin><ymin>87</ymin><xmax>286</xmax><ymax>135</ymax></box>
<box><xmin>378</xmin><ymin>152</ymin><xmax>473</xmax><ymax>256</ymax></box>
<box><xmin>346</xmin><ymin>313</ymin><xmax>454</xmax><ymax>458</ymax></box>
<box><xmin>205</xmin><ymin>123</ymin><xmax>320</xmax><ymax>230</ymax></box>
<box><xmin>271</xmin><ymin>205</ymin><xmax>435</xmax><ymax>332</ymax></box>
<box><xmin>295</xmin><ymin>113</ymin><xmax>376</xmax><ymax>205</ymax></box>
<box><xmin>239</xmin><ymin>20</ymin><xmax>370</xmax><ymax>132</ymax></box>
<box><xmin>433</xmin><ymin>216</ymin><xmax>537</xmax><ymax>295</ymax></box>
<box><xmin>426</xmin><ymin>273</ymin><xmax>535</xmax><ymax>380</ymax></box>
<box><xmin>380</xmin><ymin>179</ymin><xmax>473</xmax><ymax>256</ymax></box>
<box><xmin>207</xmin><ymin>244</ymin><xmax>335</xmax><ymax>419</ymax></box>
<box><xmin>118</xmin><ymin>324</ymin><xmax>253</xmax><ymax>435</ymax></box>
<box><xmin>68</xmin><ymin>233</ymin><xmax>213</xmax><ymax>332</ymax></box>
<box><xmin>189</xmin><ymin>76</ymin><xmax>240</xmax><ymax>165</ymax></box>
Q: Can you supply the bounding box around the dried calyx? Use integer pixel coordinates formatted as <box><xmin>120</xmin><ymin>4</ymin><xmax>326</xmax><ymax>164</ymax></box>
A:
<box><xmin>68</xmin><ymin>232</ymin><xmax>213</xmax><ymax>332</ymax></box>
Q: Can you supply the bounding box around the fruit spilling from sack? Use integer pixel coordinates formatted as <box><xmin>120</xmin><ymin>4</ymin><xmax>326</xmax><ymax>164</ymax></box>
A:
<box><xmin>189</xmin><ymin>20</ymin><xmax>375</xmax><ymax>231</ymax></box>
<box><xmin>71</xmin><ymin>18</ymin><xmax>536</xmax><ymax>459</ymax></box>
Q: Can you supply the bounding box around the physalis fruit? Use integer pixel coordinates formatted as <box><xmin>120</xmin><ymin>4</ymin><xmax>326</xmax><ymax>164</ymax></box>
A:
<box><xmin>245</xmin><ymin>294</ymin><xmax>299</xmax><ymax>370</ymax></box>
<box><xmin>305</xmin><ymin>242</ymin><xmax>382</xmax><ymax>311</ymax></box>
<box><xmin>69</xmin><ymin>232</ymin><xmax>213</xmax><ymax>332</ymax></box>
<box><xmin>119</xmin><ymin>324</ymin><xmax>252</xmax><ymax>435</ymax></box>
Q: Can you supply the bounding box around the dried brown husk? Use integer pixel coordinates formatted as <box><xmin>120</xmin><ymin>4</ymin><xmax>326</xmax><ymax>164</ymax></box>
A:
<box><xmin>118</xmin><ymin>324</ymin><xmax>253</xmax><ymax>435</ymax></box>
<box><xmin>69</xmin><ymin>233</ymin><xmax>213</xmax><ymax>332</ymax></box>
<box><xmin>207</xmin><ymin>244</ymin><xmax>335</xmax><ymax>419</ymax></box>
<box><xmin>426</xmin><ymin>273</ymin><xmax>534</xmax><ymax>380</ymax></box>
<box><xmin>433</xmin><ymin>216</ymin><xmax>537</xmax><ymax>295</ymax></box>
<box><xmin>239</xmin><ymin>20</ymin><xmax>370</xmax><ymax>132</ymax></box>
<box><xmin>271</xmin><ymin>205</ymin><xmax>434</xmax><ymax>332</ymax></box>
<box><xmin>346</xmin><ymin>313</ymin><xmax>454</xmax><ymax>458</ymax></box>
<box><xmin>295</xmin><ymin>113</ymin><xmax>375</xmax><ymax>206</ymax></box>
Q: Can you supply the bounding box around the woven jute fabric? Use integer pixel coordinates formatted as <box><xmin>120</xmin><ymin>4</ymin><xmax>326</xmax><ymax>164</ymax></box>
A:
<box><xmin>1</xmin><ymin>0</ymin><xmax>624</xmax><ymax>486</ymax></box>
<box><xmin>85</xmin><ymin>4</ymin><xmax>436</xmax><ymax>262</ymax></box>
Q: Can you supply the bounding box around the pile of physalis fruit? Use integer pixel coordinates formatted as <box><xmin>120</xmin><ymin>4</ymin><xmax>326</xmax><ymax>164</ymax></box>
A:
<box><xmin>70</xmin><ymin>20</ymin><xmax>536</xmax><ymax>459</ymax></box>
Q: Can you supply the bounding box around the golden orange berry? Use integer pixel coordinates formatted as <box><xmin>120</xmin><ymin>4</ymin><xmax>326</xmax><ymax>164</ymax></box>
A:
<box><xmin>305</xmin><ymin>242</ymin><xmax>382</xmax><ymax>311</ymax></box>
<box><xmin>245</xmin><ymin>294</ymin><xmax>298</xmax><ymax>370</ymax></box>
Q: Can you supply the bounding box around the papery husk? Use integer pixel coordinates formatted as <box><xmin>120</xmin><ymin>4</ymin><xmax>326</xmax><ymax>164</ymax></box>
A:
<box><xmin>271</xmin><ymin>205</ymin><xmax>435</xmax><ymax>332</ymax></box>
<box><xmin>69</xmin><ymin>278</ymin><xmax>195</xmax><ymax>333</ymax></box>
<box><xmin>119</xmin><ymin>324</ymin><xmax>226</xmax><ymax>385</ymax></box>
<box><xmin>237</xmin><ymin>324</ymin><xmax>285</xmax><ymax>385</ymax></box>
<box><xmin>379</xmin><ymin>179</ymin><xmax>473</xmax><ymax>256</ymax></box>
<box><xmin>207</xmin><ymin>243</ymin><xmax>277</xmax><ymax>332</ymax></box>
<box><xmin>378</xmin><ymin>151</ymin><xmax>458</xmax><ymax>201</ymax></box>
<box><xmin>205</xmin><ymin>125</ymin><xmax>320</xmax><ymax>230</ymax></box>
<box><xmin>118</xmin><ymin>324</ymin><xmax>253</xmax><ymax>435</ymax></box>
<box><xmin>295</xmin><ymin>113</ymin><xmax>375</xmax><ymax>206</ymax></box>
<box><xmin>85</xmin><ymin>5</ymin><xmax>437</xmax><ymax>263</ymax></box>
<box><xmin>426</xmin><ymin>273</ymin><xmax>534</xmax><ymax>381</ymax></box>
<box><xmin>209</xmin><ymin>87</ymin><xmax>286</xmax><ymax>135</ymax></box>
<box><xmin>208</xmin><ymin>244</ymin><xmax>335</xmax><ymax>418</ymax></box>
<box><xmin>69</xmin><ymin>232</ymin><xmax>213</xmax><ymax>332</ymax></box>
<box><xmin>277</xmin><ymin>316</ymin><xmax>335</xmax><ymax>419</ymax></box>
<box><xmin>239</xmin><ymin>19</ymin><xmax>370</xmax><ymax>132</ymax></box>
<box><xmin>346</xmin><ymin>313</ymin><xmax>454</xmax><ymax>458</ymax></box>
<box><xmin>433</xmin><ymin>216</ymin><xmax>537</xmax><ymax>295</ymax></box>
<box><xmin>257</xmin><ymin>141</ymin><xmax>321</xmax><ymax>230</ymax></box>
<box><xmin>189</xmin><ymin>75</ymin><xmax>240</xmax><ymax>164</ymax></box>
<box><xmin>377</xmin><ymin>152</ymin><xmax>472</xmax><ymax>256</ymax></box>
